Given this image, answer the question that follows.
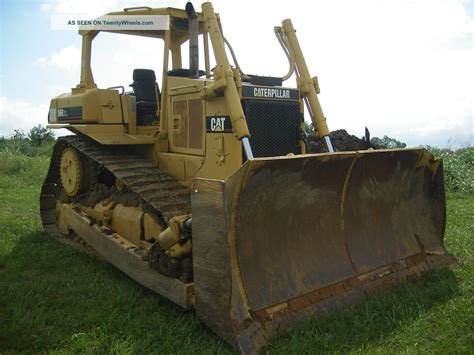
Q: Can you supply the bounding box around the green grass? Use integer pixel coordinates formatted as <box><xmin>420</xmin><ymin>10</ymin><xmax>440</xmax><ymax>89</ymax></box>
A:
<box><xmin>426</xmin><ymin>146</ymin><xmax>474</xmax><ymax>193</ymax></box>
<box><xmin>1</xmin><ymin>150</ymin><xmax>473</xmax><ymax>354</ymax></box>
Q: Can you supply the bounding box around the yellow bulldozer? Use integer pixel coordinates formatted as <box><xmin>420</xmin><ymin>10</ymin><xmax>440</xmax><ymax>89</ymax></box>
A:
<box><xmin>41</xmin><ymin>2</ymin><xmax>456</xmax><ymax>353</ymax></box>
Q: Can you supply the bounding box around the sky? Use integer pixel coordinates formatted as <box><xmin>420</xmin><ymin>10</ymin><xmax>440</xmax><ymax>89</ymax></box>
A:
<box><xmin>0</xmin><ymin>0</ymin><xmax>473</xmax><ymax>148</ymax></box>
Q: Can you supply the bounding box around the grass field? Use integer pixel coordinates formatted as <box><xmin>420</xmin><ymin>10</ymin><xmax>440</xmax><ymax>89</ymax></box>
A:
<box><xmin>0</xmin><ymin>148</ymin><xmax>473</xmax><ymax>353</ymax></box>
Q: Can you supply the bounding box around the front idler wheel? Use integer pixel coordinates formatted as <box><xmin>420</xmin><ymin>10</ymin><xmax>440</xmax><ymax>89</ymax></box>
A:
<box><xmin>59</xmin><ymin>147</ymin><xmax>86</xmax><ymax>197</ymax></box>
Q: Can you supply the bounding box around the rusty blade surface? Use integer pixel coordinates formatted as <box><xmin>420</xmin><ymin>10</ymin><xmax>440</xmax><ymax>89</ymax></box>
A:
<box><xmin>234</xmin><ymin>149</ymin><xmax>445</xmax><ymax>310</ymax></box>
<box><xmin>192</xmin><ymin>148</ymin><xmax>454</xmax><ymax>354</ymax></box>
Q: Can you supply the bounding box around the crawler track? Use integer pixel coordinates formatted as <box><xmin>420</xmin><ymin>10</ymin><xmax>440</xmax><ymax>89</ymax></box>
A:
<box><xmin>40</xmin><ymin>135</ymin><xmax>191</xmax><ymax>265</ymax></box>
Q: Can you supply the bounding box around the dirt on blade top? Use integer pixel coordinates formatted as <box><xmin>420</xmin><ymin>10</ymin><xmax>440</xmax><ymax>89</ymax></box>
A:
<box><xmin>308</xmin><ymin>129</ymin><xmax>380</xmax><ymax>153</ymax></box>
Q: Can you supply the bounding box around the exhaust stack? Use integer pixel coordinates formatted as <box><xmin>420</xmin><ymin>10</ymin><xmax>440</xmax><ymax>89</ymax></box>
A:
<box><xmin>186</xmin><ymin>2</ymin><xmax>199</xmax><ymax>78</ymax></box>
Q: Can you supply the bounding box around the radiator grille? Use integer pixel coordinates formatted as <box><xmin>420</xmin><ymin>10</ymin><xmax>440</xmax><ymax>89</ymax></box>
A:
<box><xmin>241</xmin><ymin>99</ymin><xmax>301</xmax><ymax>158</ymax></box>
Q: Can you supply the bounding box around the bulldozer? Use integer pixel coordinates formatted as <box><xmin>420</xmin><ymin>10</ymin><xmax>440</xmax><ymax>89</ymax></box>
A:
<box><xmin>41</xmin><ymin>2</ymin><xmax>456</xmax><ymax>353</ymax></box>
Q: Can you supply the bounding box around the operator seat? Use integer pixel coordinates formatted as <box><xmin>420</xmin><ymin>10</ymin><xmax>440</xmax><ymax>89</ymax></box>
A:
<box><xmin>130</xmin><ymin>69</ymin><xmax>160</xmax><ymax>125</ymax></box>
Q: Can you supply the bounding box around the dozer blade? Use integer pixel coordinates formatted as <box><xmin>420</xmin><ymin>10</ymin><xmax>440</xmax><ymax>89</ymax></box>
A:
<box><xmin>191</xmin><ymin>148</ymin><xmax>456</xmax><ymax>354</ymax></box>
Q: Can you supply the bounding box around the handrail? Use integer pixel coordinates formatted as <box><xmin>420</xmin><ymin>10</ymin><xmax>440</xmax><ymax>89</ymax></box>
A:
<box><xmin>124</xmin><ymin>6</ymin><xmax>152</xmax><ymax>12</ymax></box>
<box><xmin>107</xmin><ymin>86</ymin><xmax>125</xmax><ymax>95</ymax></box>
<box><xmin>170</xmin><ymin>85</ymin><xmax>199</xmax><ymax>91</ymax></box>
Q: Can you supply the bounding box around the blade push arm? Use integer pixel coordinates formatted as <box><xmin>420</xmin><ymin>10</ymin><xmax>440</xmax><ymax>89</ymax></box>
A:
<box><xmin>201</xmin><ymin>2</ymin><xmax>253</xmax><ymax>159</ymax></box>
<box><xmin>281</xmin><ymin>19</ymin><xmax>334</xmax><ymax>152</ymax></box>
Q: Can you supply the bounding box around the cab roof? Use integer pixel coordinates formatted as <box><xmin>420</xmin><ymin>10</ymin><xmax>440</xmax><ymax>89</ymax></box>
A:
<box><xmin>79</xmin><ymin>6</ymin><xmax>206</xmax><ymax>41</ymax></box>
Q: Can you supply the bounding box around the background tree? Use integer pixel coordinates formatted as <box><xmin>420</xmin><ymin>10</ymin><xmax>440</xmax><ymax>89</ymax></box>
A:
<box><xmin>27</xmin><ymin>125</ymin><xmax>55</xmax><ymax>146</ymax></box>
<box><xmin>371</xmin><ymin>135</ymin><xmax>407</xmax><ymax>149</ymax></box>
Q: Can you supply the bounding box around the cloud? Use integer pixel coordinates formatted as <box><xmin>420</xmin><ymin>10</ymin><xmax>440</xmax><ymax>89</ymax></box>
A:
<box><xmin>34</xmin><ymin>46</ymin><xmax>81</xmax><ymax>71</ymax></box>
<box><xmin>17</xmin><ymin>0</ymin><xmax>474</xmax><ymax>148</ymax></box>
<box><xmin>0</xmin><ymin>96</ymin><xmax>49</xmax><ymax>136</ymax></box>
